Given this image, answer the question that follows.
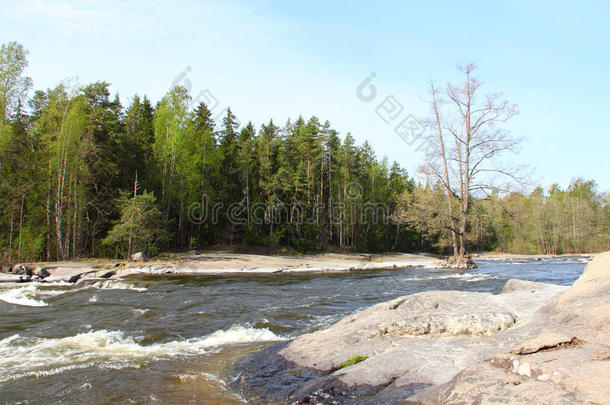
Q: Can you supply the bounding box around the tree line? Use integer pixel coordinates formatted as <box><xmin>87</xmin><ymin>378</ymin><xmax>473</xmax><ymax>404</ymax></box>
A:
<box><xmin>392</xmin><ymin>64</ymin><xmax>608</xmax><ymax>263</ymax></box>
<box><xmin>396</xmin><ymin>179</ymin><xmax>609</xmax><ymax>256</ymax></box>
<box><xmin>0</xmin><ymin>42</ymin><xmax>608</xmax><ymax>263</ymax></box>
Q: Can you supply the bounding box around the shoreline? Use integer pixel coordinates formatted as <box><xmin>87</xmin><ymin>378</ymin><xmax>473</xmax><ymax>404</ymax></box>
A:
<box><xmin>1</xmin><ymin>251</ymin><xmax>601</xmax><ymax>402</ymax></box>
<box><xmin>0</xmin><ymin>250</ymin><xmax>596</xmax><ymax>285</ymax></box>
<box><xmin>231</xmin><ymin>252</ymin><xmax>609</xmax><ymax>404</ymax></box>
<box><xmin>0</xmin><ymin>252</ymin><xmax>446</xmax><ymax>284</ymax></box>
<box><xmin>475</xmin><ymin>252</ymin><xmax>598</xmax><ymax>261</ymax></box>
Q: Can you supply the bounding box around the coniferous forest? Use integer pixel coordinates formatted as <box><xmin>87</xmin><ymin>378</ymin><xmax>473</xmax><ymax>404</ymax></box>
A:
<box><xmin>1</xmin><ymin>42</ymin><xmax>609</xmax><ymax>264</ymax></box>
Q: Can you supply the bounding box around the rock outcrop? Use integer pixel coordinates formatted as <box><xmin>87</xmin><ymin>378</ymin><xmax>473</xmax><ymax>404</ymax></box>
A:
<box><xmin>8</xmin><ymin>264</ymin><xmax>51</xmax><ymax>282</ymax></box>
<box><xmin>1</xmin><ymin>253</ymin><xmax>445</xmax><ymax>283</ymax></box>
<box><xmin>418</xmin><ymin>251</ymin><xmax>610</xmax><ymax>404</ymax></box>
<box><xmin>232</xmin><ymin>253</ymin><xmax>610</xmax><ymax>404</ymax></box>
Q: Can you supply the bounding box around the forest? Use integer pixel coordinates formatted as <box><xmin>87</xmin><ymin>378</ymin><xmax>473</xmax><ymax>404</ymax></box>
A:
<box><xmin>1</xmin><ymin>41</ymin><xmax>608</xmax><ymax>264</ymax></box>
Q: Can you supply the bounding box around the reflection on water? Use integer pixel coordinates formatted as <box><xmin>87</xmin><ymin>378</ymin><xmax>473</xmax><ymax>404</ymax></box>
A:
<box><xmin>0</xmin><ymin>257</ymin><xmax>586</xmax><ymax>403</ymax></box>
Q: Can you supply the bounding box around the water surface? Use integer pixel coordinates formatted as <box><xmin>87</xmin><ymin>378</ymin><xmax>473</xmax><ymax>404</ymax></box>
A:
<box><xmin>0</xmin><ymin>257</ymin><xmax>587</xmax><ymax>403</ymax></box>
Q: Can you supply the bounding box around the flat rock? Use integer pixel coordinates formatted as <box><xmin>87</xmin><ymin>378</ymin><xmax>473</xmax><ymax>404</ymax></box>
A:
<box><xmin>232</xmin><ymin>253</ymin><xmax>610</xmax><ymax>404</ymax></box>
<box><xmin>426</xmin><ymin>251</ymin><xmax>610</xmax><ymax>405</ymax></box>
<box><xmin>0</xmin><ymin>273</ymin><xmax>22</xmax><ymax>283</ymax></box>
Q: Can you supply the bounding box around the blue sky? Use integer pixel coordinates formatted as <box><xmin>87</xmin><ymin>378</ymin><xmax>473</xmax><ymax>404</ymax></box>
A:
<box><xmin>1</xmin><ymin>0</ymin><xmax>608</xmax><ymax>192</ymax></box>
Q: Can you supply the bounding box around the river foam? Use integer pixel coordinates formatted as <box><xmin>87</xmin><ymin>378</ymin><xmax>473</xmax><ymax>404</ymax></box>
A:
<box><xmin>0</xmin><ymin>279</ymin><xmax>149</xmax><ymax>309</ymax></box>
<box><xmin>401</xmin><ymin>273</ymin><xmax>493</xmax><ymax>282</ymax></box>
<box><xmin>0</xmin><ymin>283</ymin><xmax>78</xmax><ymax>307</ymax></box>
<box><xmin>92</xmin><ymin>280</ymin><xmax>148</xmax><ymax>291</ymax></box>
<box><xmin>0</xmin><ymin>325</ymin><xmax>285</xmax><ymax>382</ymax></box>
<box><xmin>0</xmin><ymin>285</ymin><xmax>49</xmax><ymax>307</ymax></box>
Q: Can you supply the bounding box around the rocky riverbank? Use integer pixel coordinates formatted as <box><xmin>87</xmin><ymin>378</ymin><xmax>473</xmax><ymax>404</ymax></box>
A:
<box><xmin>231</xmin><ymin>252</ymin><xmax>610</xmax><ymax>404</ymax></box>
<box><xmin>0</xmin><ymin>252</ymin><xmax>445</xmax><ymax>285</ymax></box>
<box><xmin>476</xmin><ymin>252</ymin><xmax>597</xmax><ymax>263</ymax></box>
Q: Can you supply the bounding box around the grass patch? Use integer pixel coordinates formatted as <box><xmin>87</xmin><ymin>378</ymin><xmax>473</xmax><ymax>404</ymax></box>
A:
<box><xmin>338</xmin><ymin>355</ymin><xmax>368</xmax><ymax>369</ymax></box>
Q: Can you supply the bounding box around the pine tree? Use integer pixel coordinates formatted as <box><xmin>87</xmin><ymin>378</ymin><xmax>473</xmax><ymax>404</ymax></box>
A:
<box><xmin>103</xmin><ymin>191</ymin><xmax>167</xmax><ymax>258</ymax></box>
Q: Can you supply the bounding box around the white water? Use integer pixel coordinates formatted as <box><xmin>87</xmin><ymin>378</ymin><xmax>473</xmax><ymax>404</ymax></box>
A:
<box><xmin>92</xmin><ymin>280</ymin><xmax>148</xmax><ymax>291</ymax></box>
<box><xmin>0</xmin><ymin>285</ymin><xmax>49</xmax><ymax>307</ymax></box>
<box><xmin>400</xmin><ymin>273</ymin><xmax>492</xmax><ymax>282</ymax></box>
<box><xmin>0</xmin><ymin>260</ymin><xmax>586</xmax><ymax>403</ymax></box>
<box><xmin>0</xmin><ymin>326</ymin><xmax>285</xmax><ymax>383</ymax></box>
<box><xmin>0</xmin><ymin>269</ymin><xmax>491</xmax><ymax>309</ymax></box>
<box><xmin>0</xmin><ymin>280</ymin><xmax>148</xmax><ymax>308</ymax></box>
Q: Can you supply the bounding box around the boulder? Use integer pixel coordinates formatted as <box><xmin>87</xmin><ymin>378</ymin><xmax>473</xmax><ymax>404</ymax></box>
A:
<box><xmin>99</xmin><ymin>270</ymin><xmax>117</xmax><ymax>279</ymax></box>
<box><xmin>67</xmin><ymin>273</ymin><xmax>83</xmax><ymax>283</ymax></box>
<box><xmin>10</xmin><ymin>264</ymin><xmax>26</xmax><ymax>274</ymax></box>
<box><xmin>131</xmin><ymin>252</ymin><xmax>147</xmax><ymax>262</ymax></box>
<box><xmin>74</xmin><ymin>278</ymin><xmax>105</xmax><ymax>288</ymax></box>
<box><xmin>10</xmin><ymin>264</ymin><xmax>51</xmax><ymax>279</ymax></box>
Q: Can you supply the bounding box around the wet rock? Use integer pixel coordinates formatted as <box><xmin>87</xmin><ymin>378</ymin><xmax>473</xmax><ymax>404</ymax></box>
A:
<box><xmin>37</xmin><ymin>268</ymin><xmax>50</xmax><ymax>278</ymax></box>
<box><xmin>74</xmin><ymin>278</ymin><xmax>105</xmax><ymax>288</ymax></box>
<box><xmin>99</xmin><ymin>270</ymin><xmax>117</xmax><ymax>279</ymax></box>
<box><xmin>231</xmin><ymin>342</ymin><xmax>327</xmax><ymax>403</ymax></box>
<box><xmin>68</xmin><ymin>273</ymin><xmax>83</xmax><ymax>283</ymax></box>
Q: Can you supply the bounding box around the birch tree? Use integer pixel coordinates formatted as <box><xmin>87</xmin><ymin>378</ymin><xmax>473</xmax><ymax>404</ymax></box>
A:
<box><xmin>0</xmin><ymin>42</ymin><xmax>32</xmax><ymax>132</ymax></box>
<box><xmin>153</xmin><ymin>86</ymin><xmax>190</xmax><ymax>221</ymax></box>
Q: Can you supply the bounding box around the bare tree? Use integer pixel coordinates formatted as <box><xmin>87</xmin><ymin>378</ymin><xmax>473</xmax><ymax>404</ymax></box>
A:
<box><xmin>420</xmin><ymin>63</ymin><xmax>521</xmax><ymax>267</ymax></box>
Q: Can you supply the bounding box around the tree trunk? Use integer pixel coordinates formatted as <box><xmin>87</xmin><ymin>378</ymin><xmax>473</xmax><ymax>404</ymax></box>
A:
<box><xmin>430</xmin><ymin>84</ymin><xmax>459</xmax><ymax>259</ymax></box>
<box><xmin>45</xmin><ymin>163</ymin><xmax>52</xmax><ymax>261</ymax></box>
<box><xmin>18</xmin><ymin>194</ymin><xmax>25</xmax><ymax>263</ymax></box>
<box><xmin>8</xmin><ymin>204</ymin><xmax>14</xmax><ymax>264</ymax></box>
<box><xmin>394</xmin><ymin>223</ymin><xmax>400</xmax><ymax>251</ymax></box>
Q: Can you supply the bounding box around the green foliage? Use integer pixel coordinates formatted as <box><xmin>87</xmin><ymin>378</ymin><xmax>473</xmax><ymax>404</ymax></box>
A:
<box><xmin>0</xmin><ymin>41</ymin><xmax>32</xmax><ymax>130</ymax></box>
<box><xmin>1</xmin><ymin>41</ymin><xmax>606</xmax><ymax>264</ymax></box>
<box><xmin>395</xmin><ymin>178</ymin><xmax>610</xmax><ymax>255</ymax></box>
<box><xmin>122</xmin><ymin>95</ymin><xmax>155</xmax><ymax>192</ymax></box>
<box><xmin>102</xmin><ymin>192</ymin><xmax>168</xmax><ymax>258</ymax></box>
<box><xmin>339</xmin><ymin>355</ymin><xmax>368</xmax><ymax>369</ymax></box>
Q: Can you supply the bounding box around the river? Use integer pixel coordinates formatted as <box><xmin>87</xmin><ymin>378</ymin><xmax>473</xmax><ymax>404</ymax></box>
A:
<box><xmin>0</xmin><ymin>257</ymin><xmax>588</xmax><ymax>403</ymax></box>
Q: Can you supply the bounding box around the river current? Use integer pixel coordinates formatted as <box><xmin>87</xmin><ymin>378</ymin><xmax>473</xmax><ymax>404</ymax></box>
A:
<box><xmin>0</xmin><ymin>257</ymin><xmax>588</xmax><ymax>403</ymax></box>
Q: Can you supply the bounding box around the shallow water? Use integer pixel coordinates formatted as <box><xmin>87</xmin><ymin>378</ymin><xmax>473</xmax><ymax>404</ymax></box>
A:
<box><xmin>0</xmin><ymin>257</ymin><xmax>587</xmax><ymax>403</ymax></box>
